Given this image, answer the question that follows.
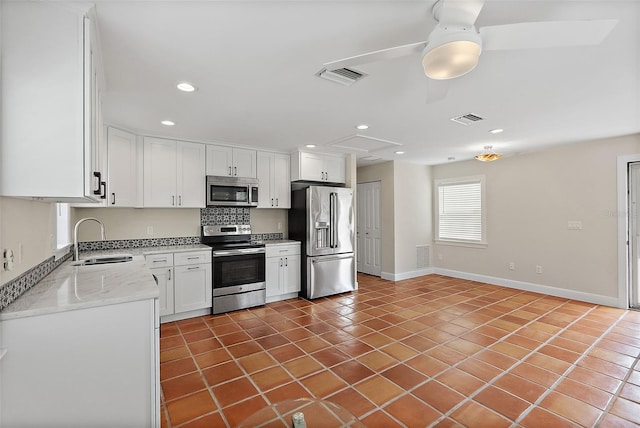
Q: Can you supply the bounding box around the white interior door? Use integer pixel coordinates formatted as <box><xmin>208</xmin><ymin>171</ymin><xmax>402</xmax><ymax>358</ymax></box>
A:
<box><xmin>629</xmin><ymin>163</ymin><xmax>640</xmax><ymax>308</ymax></box>
<box><xmin>356</xmin><ymin>181</ymin><xmax>381</xmax><ymax>276</ymax></box>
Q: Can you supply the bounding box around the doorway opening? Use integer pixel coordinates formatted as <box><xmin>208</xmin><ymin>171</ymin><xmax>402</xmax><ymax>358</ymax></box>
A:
<box><xmin>628</xmin><ymin>162</ymin><xmax>640</xmax><ymax>309</ymax></box>
<box><xmin>356</xmin><ymin>181</ymin><xmax>381</xmax><ymax>277</ymax></box>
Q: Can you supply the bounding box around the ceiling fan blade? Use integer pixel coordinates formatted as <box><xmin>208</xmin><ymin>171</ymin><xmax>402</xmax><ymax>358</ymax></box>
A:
<box><xmin>480</xmin><ymin>19</ymin><xmax>618</xmax><ymax>51</ymax></box>
<box><xmin>323</xmin><ymin>41</ymin><xmax>427</xmax><ymax>71</ymax></box>
<box><xmin>426</xmin><ymin>79</ymin><xmax>449</xmax><ymax>104</ymax></box>
<box><xmin>436</xmin><ymin>0</ymin><xmax>484</xmax><ymax>27</ymax></box>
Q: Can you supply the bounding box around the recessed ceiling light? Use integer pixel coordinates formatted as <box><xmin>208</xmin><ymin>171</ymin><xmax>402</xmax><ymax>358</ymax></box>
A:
<box><xmin>489</xmin><ymin>128</ymin><xmax>504</xmax><ymax>134</ymax></box>
<box><xmin>161</xmin><ymin>120</ymin><xmax>175</xmax><ymax>126</ymax></box>
<box><xmin>395</xmin><ymin>151</ymin><xmax>405</xmax><ymax>155</ymax></box>
<box><xmin>356</xmin><ymin>124</ymin><xmax>369</xmax><ymax>130</ymax></box>
<box><xmin>448</xmin><ymin>157</ymin><xmax>456</xmax><ymax>161</ymax></box>
<box><xmin>177</xmin><ymin>82</ymin><xmax>196</xmax><ymax>92</ymax></box>
<box><xmin>305</xmin><ymin>144</ymin><xmax>316</xmax><ymax>148</ymax></box>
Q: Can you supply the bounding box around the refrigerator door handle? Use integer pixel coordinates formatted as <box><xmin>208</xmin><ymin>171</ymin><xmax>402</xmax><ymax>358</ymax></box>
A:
<box><xmin>329</xmin><ymin>192</ymin><xmax>336</xmax><ymax>248</ymax></box>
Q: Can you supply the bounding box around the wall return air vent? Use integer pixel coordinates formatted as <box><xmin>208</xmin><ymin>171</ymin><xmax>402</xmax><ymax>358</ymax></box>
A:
<box><xmin>317</xmin><ymin>68</ymin><xmax>367</xmax><ymax>86</ymax></box>
<box><xmin>450</xmin><ymin>113</ymin><xmax>484</xmax><ymax>125</ymax></box>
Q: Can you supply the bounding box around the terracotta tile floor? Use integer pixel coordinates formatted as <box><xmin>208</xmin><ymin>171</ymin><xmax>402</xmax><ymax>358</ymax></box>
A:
<box><xmin>159</xmin><ymin>274</ymin><xmax>640</xmax><ymax>427</ymax></box>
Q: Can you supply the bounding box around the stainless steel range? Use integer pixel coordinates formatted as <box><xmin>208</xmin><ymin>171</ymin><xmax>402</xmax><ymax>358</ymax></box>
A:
<box><xmin>201</xmin><ymin>225</ymin><xmax>266</xmax><ymax>314</ymax></box>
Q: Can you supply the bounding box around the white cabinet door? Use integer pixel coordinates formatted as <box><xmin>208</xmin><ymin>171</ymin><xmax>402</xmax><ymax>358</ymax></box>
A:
<box><xmin>257</xmin><ymin>152</ymin><xmax>274</xmax><ymax>208</ymax></box>
<box><xmin>257</xmin><ymin>152</ymin><xmax>290</xmax><ymax>209</ymax></box>
<box><xmin>206</xmin><ymin>145</ymin><xmax>233</xmax><ymax>176</ymax></box>
<box><xmin>0</xmin><ymin>2</ymin><xmax>104</xmax><ymax>201</ymax></box>
<box><xmin>265</xmin><ymin>256</ymin><xmax>282</xmax><ymax>297</ymax></box>
<box><xmin>299</xmin><ymin>152</ymin><xmax>326</xmax><ymax>182</ymax></box>
<box><xmin>143</xmin><ymin>137</ymin><xmax>177</xmax><ymax>207</ymax></box>
<box><xmin>176</xmin><ymin>141</ymin><xmax>205</xmax><ymax>208</ymax></box>
<box><xmin>232</xmin><ymin>148</ymin><xmax>257</xmax><ymax>178</ymax></box>
<box><xmin>174</xmin><ymin>264</ymin><xmax>212</xmax><ymax>313</ymax></box>
<box><xmin>107</xmin><ymin>127</ymin><xmax>138</xmax><ymax>207</ymax></box>
<box><xmin>273</xmin><ymin>153</ymin><xmax>291</xmax><ymax>209</ymax></box>
<box><xmin>283</xmin><ymin>254</ymin><xmax>301</xmax><ymax>294</ymax></box>
<box><xmin>325</xmin><ymin>156</ymin><xmax>346</xmax><ymax>184</ymax></box>
<box><xmin>151</xmin><ymin>267</ymin><xmax>174</xmax><ymax>317</ymax></box>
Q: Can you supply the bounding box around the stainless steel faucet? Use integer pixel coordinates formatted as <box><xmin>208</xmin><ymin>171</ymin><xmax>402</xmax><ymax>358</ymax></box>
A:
<box><xmin>73</xmin><ymin>217</ymin><xmax>106</xmax><ymax>261</ymax></box>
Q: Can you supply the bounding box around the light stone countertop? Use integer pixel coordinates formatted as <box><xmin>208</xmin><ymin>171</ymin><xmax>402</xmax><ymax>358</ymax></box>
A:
<box><xmin>0</xmin><ymin>245</ymin><xmax>212</xmax><ymax>321</ymax></box>
<box><xmin>264</xmin><ymin>240</ymin><xmax>301</xmax><ymax>247</ymax></box>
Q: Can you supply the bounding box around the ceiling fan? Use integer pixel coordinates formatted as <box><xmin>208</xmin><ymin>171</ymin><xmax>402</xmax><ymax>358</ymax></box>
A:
<box><xmin>323</xmin><ymin>0</ymin><xmax>617</xmax><ymax>83</ymax></box>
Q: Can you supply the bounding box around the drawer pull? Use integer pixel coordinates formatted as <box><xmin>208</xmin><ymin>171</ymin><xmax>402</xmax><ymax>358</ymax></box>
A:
<box><xmin>152</xmin><ymin>259</ymin><xmax>167</xmax><ymax>263</ymax></box>
<box><xmin>187</xmin><ymin>266</ymin><xmax>200</xmax><ymax>271</ymax></box>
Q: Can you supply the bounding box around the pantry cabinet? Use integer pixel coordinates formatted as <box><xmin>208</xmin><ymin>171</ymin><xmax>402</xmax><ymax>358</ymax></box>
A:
<box><xmin>143</xmin><ymin>138</ymin><xmax>205</xmax><ymax>208</ymax></box>
<box><xmin>257</xmin><ymin>152</ymin><xmax>291</xmax><ymax>209</ymax></box>
<box><xmin>266</xmin><ymin>243</ymin><xmax>301</xmax><ymax>302</ymax></box>
<box><xmin>206</xmin><ymin>145</ymin><xmax>257</xmax><ymax>178</ymax></box>
<box><xmin>107</xmin><ymin>127</ymin><xmax>140</xmax><ymax>207</ymax></box>
<box><xmin>291</xmin><ymin>151</ymin><xmax>346</xmax><ymax>184</ymax></box>
<box><xmin>146</xmin><ymin>250</ymin><xmax>212</xmax><ymax>322</ymax></box>
<box><xmin>0</xmin><ymin>2</ymin><xmax>106</xmax><ymax>201</ymax></box>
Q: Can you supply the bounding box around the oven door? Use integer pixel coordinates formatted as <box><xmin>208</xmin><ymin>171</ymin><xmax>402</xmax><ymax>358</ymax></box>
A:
<box><xmin>212</xmin><ymin>251</ymin><xmax>266</xmax><ymax>293</ymax></box>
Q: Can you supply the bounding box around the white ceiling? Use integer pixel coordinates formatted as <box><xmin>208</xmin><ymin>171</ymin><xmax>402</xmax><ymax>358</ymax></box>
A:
<box><xmin>95</xmin><ymin>0</ymin><xmax>640</xmax><ymax>166</ymax></box>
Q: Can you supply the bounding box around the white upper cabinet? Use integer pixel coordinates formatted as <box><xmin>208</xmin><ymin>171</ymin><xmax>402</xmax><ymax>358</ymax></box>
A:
<box><xmin>143</xmin><ymin>138</ymin><xmax>205</xmax><ymax>208</ymax></box>
<box><xmin>257</xmin><ymin>152</ymin><xmax>290</xmax><ymax>209</ymax></box>
<box><xmin>0</xmin><ymin>2</ymin><xmax>105</xmax><ymax>201</ymax></box>
<box><xmin>206</xmin><ymin>146</ymin><xmax>256</xmax><ymax>178</ymax></box>
<box><xmin>106</xmin><ymin>127</ymin><xmax>139</xmax><ymax>207</ymax></box>
<box><xmin>291</xmin><ymin>151</ymin><xmax>346</xmax><ymax>184</ymax></box>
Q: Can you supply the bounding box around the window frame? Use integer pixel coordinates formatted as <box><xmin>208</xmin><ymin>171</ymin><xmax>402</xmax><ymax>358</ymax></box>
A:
<box><xmin>434</xmin><ymin>175</ymin><xmax>487</xmax><ymax>248</ymax></box>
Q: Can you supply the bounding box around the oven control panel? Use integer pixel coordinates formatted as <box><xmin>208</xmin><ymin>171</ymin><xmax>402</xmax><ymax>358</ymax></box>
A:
<box><xmin>202</xmin><ymin>225</ymin><xmax>251</xmax><ymax>236</ymax></box>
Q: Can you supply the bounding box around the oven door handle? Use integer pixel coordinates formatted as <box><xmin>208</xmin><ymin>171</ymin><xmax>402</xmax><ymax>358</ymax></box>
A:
<box><xmin>238</xmin><ymin>248</ymin><xmax>265</xmax><ymax>254</ymax></box>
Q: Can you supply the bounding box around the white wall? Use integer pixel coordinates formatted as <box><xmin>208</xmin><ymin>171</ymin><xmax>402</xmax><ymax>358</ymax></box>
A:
<box><xmin>432</xmin><ymin>134</ymin><xmax>640</xmax><ymax>305</ymax></box>
<box><xmin>0</xmin><ymin>197</ymin><xmax>54</xmax><ymax>285</ymax></box>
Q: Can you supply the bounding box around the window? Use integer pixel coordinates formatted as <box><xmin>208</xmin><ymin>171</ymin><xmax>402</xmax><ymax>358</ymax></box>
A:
<box><xmin>435</xmin><ymin>175</ymin><xmax>486</xmax><ymax>246</ymax></box>
<box><xmin>53</xmin><ymin>203</ymin><xmax>71</xmax><ymax>259</ymax></box>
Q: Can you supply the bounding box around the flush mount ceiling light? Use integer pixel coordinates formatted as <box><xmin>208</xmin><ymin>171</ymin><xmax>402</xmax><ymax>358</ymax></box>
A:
<box><xmin>422</xmin><ymin>27</ymin><xmax>482</xmax><ymax>80</ymax></box>
<box><xmin>489</xmin><ymin>128</ymin><xmax>504</xmax><ymax>134</ymax></box>
<box><xmin>176</xmin><ymin>82</ymin><xmax>196</xmax><ymax>92</ymax></box>
<box><xmin>161</xmin><ymin>120</ymin><xmax>175</xmax><ymax>126</ymax></box>
<box><xmin>395</xmin><ymin>151</ymin><xmax>405</xmax><ymax>155</ymax></box>
<box><xmin>305</xmin><ymin>144</ymin><xmax>316</xmax><ymax>148</ymax></box>
<box><xmin>475</xmin><ymin>145</ymin><xmax>502</xmax><ymax>162</ymax></box>
<box><xmin>356</xmin><ymin>124</ymin><xmax>369</xmax><ymax>130</ymax></box>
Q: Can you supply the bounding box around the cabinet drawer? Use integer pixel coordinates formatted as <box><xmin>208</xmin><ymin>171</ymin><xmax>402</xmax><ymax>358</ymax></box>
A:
<box><xmin>146</xmin><ymin>253</ymin><xmax>174</xmax><ymax>268</ymax></box>
<box><xmin>174</xmin><ymin>251</ymin><xmax>211</xmax><ymax>266</ymax></box>
<box><xmin>266</xmin><ymin>244</ymin><xmax>301</xmax><ymax>258</ymax></box>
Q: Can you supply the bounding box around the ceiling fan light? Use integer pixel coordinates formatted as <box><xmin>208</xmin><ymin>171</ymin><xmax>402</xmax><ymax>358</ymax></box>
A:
<box><xmin>423</xmin><ymin>40</ymin><xmax>481</xmax><ymax>80</ymax></box>
<box><xmin>475</xmin><ymin>145</ymin><xmax>502</xmax><ymax>162</ymax></box>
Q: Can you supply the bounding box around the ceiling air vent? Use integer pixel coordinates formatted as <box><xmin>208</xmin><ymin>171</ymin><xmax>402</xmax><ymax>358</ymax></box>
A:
<box><xmin>450</xmin><ymin>113</ymin><xmax>484</xmax><ymax>125</ymax></box>
<box><xmin>317</xmin><ymin>68</ymin><xmax>367</xmax><ymax>86</ymax></box>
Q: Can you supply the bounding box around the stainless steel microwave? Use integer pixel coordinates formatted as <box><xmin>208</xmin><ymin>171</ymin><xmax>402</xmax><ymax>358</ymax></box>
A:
<box><xmin>206</xmin><ymin>176</ymin><xmax>259</xmax><ymax>207</ymax></box>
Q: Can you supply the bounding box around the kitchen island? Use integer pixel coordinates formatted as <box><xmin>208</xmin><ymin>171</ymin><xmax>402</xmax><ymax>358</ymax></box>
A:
<box><xmin>0</xmin><ymin>254</ymin><xmax>160</xmax><ymax>427</ymax></box>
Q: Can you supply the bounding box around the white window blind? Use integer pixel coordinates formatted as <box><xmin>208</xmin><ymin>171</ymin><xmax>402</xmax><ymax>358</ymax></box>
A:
<box><xmin>436</xmin><ymin>177</ymin><xmax>485</xmax><ymax>244</ymax></box>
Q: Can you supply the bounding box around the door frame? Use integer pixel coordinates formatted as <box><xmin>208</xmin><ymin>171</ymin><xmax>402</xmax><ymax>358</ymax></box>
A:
<box><xmin>616</xmin><ymin>154</ymin><xmax>640</xmax><ymax>309</ymax></box>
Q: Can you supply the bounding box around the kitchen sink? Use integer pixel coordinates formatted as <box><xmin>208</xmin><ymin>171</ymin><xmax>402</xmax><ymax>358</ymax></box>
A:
<box><xmin>71</xmin><ymin>254</ymin><xmax>134</xmax><ymax>266</ymax></box>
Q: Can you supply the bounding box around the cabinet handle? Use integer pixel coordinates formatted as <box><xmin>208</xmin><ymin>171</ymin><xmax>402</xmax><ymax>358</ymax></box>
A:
<box><xmin>280</xmin><ymin>258</ymin><xmax>283</xmax><ymax>267</ymax></box>
<box><xmin>171</xmin><ymin>195</ymin><xmax>175</xmax><ymax>206</ymax></box>
<box><xmin>187</xmin><ymin>266</ymin><xmax>200</xmax><ymax>271</ymax></box>
<box><xmin>186</xmin><ymin>256</ymin><xmax>199</xmax><ymax>260</ymax></box>
<box><xmin>178</xmin><ymin>195</ymin><xmax>182</xmax><ymax>206</ymax></box>
<box><xmin>271</xmin><ymin>198</ymin><xmax>274</xmax><ymax>207</ymax></box>
<box><xmin>100</xmin><ymin>181</ymin><xmax>107</xmax><ymax>199</ymax></box>
<box><xmin>228</xmin><ymin>166</ymin><xmax>232</xmax><ymax>176</ymax></box>
<box><xmin>92</xmin><ymin>171</ymin><xmax>102</xmax><ymax>195</ymax></box>
<box><xmin>276</xmin><ymin>198</ymin><xmax>279</xmax><ymax>207</ymax></box>
<box><xmin>111</xmin><ymin>192</ymin><xmax>116</xmax><ymax>205</ymax></box>
<box><xmin>168</xmin><ymin>269</ymin><xmax>172</xmax><ymax>280</ymax></box>
<box><xmin>234</xmin><ymin>166</ymin><xmax>237</xmax><ymax>176</ymax></box>
<box><xmin>285</xmin><ymin>257</ymin><xmax>288</xmax><ymax>267</ymax></box>
<box><xmin>153</xmin><ymin>259</ymin><xmax>167</xmax><ymax>263</ymax></box>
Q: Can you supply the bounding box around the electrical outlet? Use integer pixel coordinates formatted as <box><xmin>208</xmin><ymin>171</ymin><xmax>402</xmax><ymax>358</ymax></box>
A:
<box><xmin>568</xmin><ymin>220</ymin><xmax>582</xmax><ymax>230</ymax></box>
<box><xmin>277</xmin><ymin>222</ymin><xmax>282</xmax><ymax>231</ymax></box>
<box><xmin>147</xmin><ymin>226</ymin><xmax>153</xmax><ymax>235</ymax></box>
<box><xmin>536</xmin><ymin>265</ymin><xmax>543</xmax><ymax>274</ymax></box>
<box><xmin>509</xmin><ymin>262</ymin><xmax>515</xmax><ymax>270</ymax></box>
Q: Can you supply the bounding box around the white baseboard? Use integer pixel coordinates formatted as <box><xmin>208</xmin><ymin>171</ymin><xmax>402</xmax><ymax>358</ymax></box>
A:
<box><xmin>381</xmin><ymin>268</ymin><xmax>435</xmax><ymax>282</ymax></box>
<box><xmin>160</xmin><ymin>308</ymin><xmax>211</xmax><ymax>324</ymax></box>
<box><xmin>433</xmin><ymin>268</ymin><xmax>622</xmax><ymax>308</ymax></box>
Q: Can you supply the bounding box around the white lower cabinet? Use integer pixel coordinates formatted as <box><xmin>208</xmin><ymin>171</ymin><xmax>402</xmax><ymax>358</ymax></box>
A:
<box><xmin>0</xmin><ymin>299</ymin><xmax>158</xmax><ymax>427</ymax></box>
<box><xmin>266</xmin><ymin>243</ymin><xmax>301</xmax><ymax>302</ymax></box>
<box><xmin>147</xmin><ymin>250</ymin><xmax>212</xmax><ymax>322</ymax></box>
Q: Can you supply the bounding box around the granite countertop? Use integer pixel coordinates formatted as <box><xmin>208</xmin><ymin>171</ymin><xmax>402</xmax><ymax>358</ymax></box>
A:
<box><xmin>264</xmin><ymin>240</ymin><xmax>301</xmax><ymax>246</ymax></box>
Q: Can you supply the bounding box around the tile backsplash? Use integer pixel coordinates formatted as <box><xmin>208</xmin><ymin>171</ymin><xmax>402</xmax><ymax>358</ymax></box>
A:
<box><xmin>200</xmin><ymin>207</ymin><xmax>250</xmax><ymax>226</ymax></box>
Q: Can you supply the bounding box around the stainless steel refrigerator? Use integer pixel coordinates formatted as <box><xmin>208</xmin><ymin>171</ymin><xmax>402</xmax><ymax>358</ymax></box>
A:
<box><xmin>289</xmin><ymin>185</ymin><xmax>356</xmax><ymax>299</ymax></box>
